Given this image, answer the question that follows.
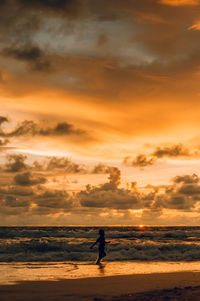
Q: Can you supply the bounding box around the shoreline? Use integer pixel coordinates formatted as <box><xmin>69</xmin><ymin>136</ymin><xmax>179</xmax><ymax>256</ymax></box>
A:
<box><xmin>1</xmin><ymin>271</ymin><xmax>200</xmax><ymax>300</ymax></box>
<box><xmin>2</xmin><ymin>261</ymin><xmax>200</xmax><ymax>285</ymax></box>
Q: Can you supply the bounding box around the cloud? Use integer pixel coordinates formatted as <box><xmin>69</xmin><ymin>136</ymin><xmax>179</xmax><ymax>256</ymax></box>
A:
<box><xmin>159</xmin><ymin>0</ymin><xmax>199</xmax><ymax>6</ymax></box>
<box><xmin>0</xmin><ymin>116</ymin><xmax>8</xmax><ymax>126</ymax></box>
<box><xmin>152</xmin><ymin>144</ymin><xmax>190</xmax><ymax>158</ymax></box>
<box><xmin>34</xmin><ymin>189</ymin><xmax>72</xmax><ymax>210</ymax></box>
<box><xmin>4</xmin><ymin>154</ymin><xmax>28</xmax><ymax>172</ymax></box>
<box><xmin>0</xmin><ymin>139</ymin><xmax>10</xmax><ymax>152</ymax></box>
<box><xmin>2</xmin><ymin>153</ymin><xmax>106</xmax><ymax>176</ymax></box>
<box><xmin>3</xmin><ymin>44</ymin><xmax>50</xmax><ymax>71</ymax></box>
<box><xmin>0</xmin><ymin>139</ymin><xmax>9</xmax><ymax>146</ymax></box>
<box><xmin>78</xmin><ymin>183</ymin><xmax>141</xmax><ymax>210</ymax></box>
<box><xmin>1</xmin><ymin>167</ymin><xmax>200</xmax><ymax>220</ymax></box>
<box><xmin>188</xmin><ymin>21</ymin><xmax>200</xmax><ymax>30</ymax></box>
<box><xmin>124</xmin><ymin>155</ymin><xmax>155</xmax><ymax>168</ymax></box>
<box><xmin>153</xmin><ymin>173</ymin><xmax>200</xmax><ymax>210</ymax></box>
<box><xmin>78</xmin><ymin>169</ymin><xmax>142</xmax><ymax>209</ymax></box>
<box><xmin>78</xmin><ymin>171</ymin><xmax>200</xmax><ymax>212</ymax></box>
<box><xmin>45</xmin><ymin>156</ymin><xmax>86</xmax><ymax>173</ymax></box>
<box><xmin>4</xmin><ymin>195</ymin><xmax>30</xmax><ymax>208</ymax></box>
<box><xmin>0</xmin><ymin>119</ymin><xmax>86</xmax><ymax>138</ymax></box>
<box><xmin>20</xmin><ymin>0</ymin><xmax>86</xmax><ymax>17</ymax></box>
<box><xmin>92</xmin><ymin>163</ymin><xmax>110</xmax><ymax>174</ymax></box>
<box><xmin>108</xmin><ymin>167</ymin><xmax>121</xmax><ymax>186</ymax></box>
<box><xmin>14</xmin><ymin>172</ymin><xmax>46</xmax><ymax>186</ymax></box>
<box><xmin>124</xmin><ymin>144</ymin><xmax>193</xmax><ymax>168</ymax></box>
<box><xmin>172</xmin><ymin>173</ymin><xmax>199</xmax><ymax>184</ymax></box>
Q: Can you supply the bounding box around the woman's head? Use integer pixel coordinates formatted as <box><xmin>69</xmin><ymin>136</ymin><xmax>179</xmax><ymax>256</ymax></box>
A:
<box><xmin>99</xmin><ymin>229</ymin><xmax>104</xmax><ymax>236</ymax></box>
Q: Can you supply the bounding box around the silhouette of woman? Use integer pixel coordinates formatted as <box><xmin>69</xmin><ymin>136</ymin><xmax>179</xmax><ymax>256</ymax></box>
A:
<box><xmin>90</xmin><ymin>229</ymin><xmax>107</xmax><ymax>264</ymax></box>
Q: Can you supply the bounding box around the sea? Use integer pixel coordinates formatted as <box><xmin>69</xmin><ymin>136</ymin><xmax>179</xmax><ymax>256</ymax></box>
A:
<box><xmin>1</xmin><ymin>226</ymin><xmax>200</xmax><ymax>284</ymax></box>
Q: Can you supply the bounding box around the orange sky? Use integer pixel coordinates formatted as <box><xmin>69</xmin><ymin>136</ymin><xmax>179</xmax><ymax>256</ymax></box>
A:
<box><xmin>1</xmin><ymin>0</ymin><xmax>200</xmax><ymax>225</ymax></box>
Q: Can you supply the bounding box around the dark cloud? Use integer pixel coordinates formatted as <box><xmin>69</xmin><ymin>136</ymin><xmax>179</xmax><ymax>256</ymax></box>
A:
<box><xmin>78</xmin><ymin>169</ymin><xmax>141</xmax><ymax>209</ymax></box>
<box><xmin>34</xmin><ymin>189</ymin><xmax>72</xmax><ymax>210</ymax></box>
<box><xmin>14</xmin><ymin>172</ymin><xmax>46</xmax><ymax>186</ymax></box>
<box><xmin>152</xmin><ymin>144</ymin><xmax>190</xmax><ymax>158</ymax></box>
<box><xmin>1</xmin><ymin>166</ymin><xmax>200</xmax><ymax>217</ymax></box>
<box><xmin>78</xmin><ymin>184</ymin><xmax>140</xmax><ymax>209</ymax></box>
<box><xmin>5</xmin><ymin>154</ymin><xmax>28</xmax><ymax>172</ymax></box>
<box><xmin>4</xmin><ymin>195</ymin><xmax>30</xmax><ymax>208</ymax></box>
<box><xmin>92</xmin><ymin>164</ymin><xmax>121</xmax><ymax>177</ymax></box>
<box><xmin>45</xmin><ymin>156</ymin><xmax>86</xmax><ymax>173</ymax></box>
<box><xmin>124</xmin><ymin>155</ymin><xmax>155</xmax><ymax>168</ymax></box>
<box><xmin>108</xmin><ymin>167</ymin><xmax>121</xmax><ymax>186</ymax></box>
<box><xmin>0</xmin><ymin>116</ymin><xmax>8</xmax><ymax>126</ymax></box>
<box><xmin>3</xmin><ymin>44</ymin><xmax>51</xmax><ymax>71</ymax></box>
<box><xmin>0</xmin><ymin>119</ymin><xmax>86</xmax><ymax>138</ymax></box>
<box><xmin>124</xmin><ymin>144</ymin><xmax>194</xmax><ymax>168</ymax></box>
<box><xmin>20</xmin><ymin>0</ymin><xmax>86</xmax><ymax>17</ymax></box>
<box><xmin>153</xmin><ymin>174</ymin><xmax>200</xmax><ymax>210</ymax></box>
<box><xmin>0</xmin><ymin>0</ymin><xmax>200</xmax><ymax>112</ymax></box>
<box><xmin>92</xmin><ymin>163</ymin><xmax>110</xmax><ymax>174</ymax></box>
<box><xmin>4</xmin><ymin>45</ymin><xmax>43</xmax><ymax>60</ymax></box>
<box><xmin>0</xmin><ymin>186</ymin><xmax>34</xmax><ymax>196</ymax></box>
<box><xmin>78</xmin><ymin>171</ymin><xmax>200</xmax><ymax>211</ymax></box>
<box><xmin>172</xmin><ymin>173</ymin><xmax>199</xmax><ymax>184</ymax></box>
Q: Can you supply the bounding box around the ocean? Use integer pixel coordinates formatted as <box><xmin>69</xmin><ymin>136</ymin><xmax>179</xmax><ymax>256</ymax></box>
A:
<box><xmin>1</xmin><ymin>226</ymin><xmax>200</xmax><ymax>262</ymax></box>
<box><xmin>1</xmin><ymin>226</ymin><xmax>200</xmax><ymax>284</ymax></box>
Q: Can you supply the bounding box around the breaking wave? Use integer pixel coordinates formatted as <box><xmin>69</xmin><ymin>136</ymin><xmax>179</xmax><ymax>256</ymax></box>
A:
<box><xmin>1</xmin><ymin>226</ymin><xmax>200</xmax><ymax>262</ymax></box>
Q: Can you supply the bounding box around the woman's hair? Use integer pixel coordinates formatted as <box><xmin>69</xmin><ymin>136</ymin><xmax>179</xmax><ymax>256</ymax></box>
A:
<box><xmin>99</xmin><ymin>229</ymin><xmax>104</xmax><ymax>236</ymax></box>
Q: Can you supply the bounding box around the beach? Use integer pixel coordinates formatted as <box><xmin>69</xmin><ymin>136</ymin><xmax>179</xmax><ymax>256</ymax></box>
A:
<box><xmin>2</xmin><ymin>227</ymin><xmax>200</xmax><ymax>299</ymax></box>
<box><xmin>1</xmin><ymin>271</ymin><xmax>200</xmax><ymax>300</ymax></box>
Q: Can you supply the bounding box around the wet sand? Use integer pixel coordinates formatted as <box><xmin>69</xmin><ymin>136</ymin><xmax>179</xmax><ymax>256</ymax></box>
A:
<box><xmin>1</xmin><ymin>271</ymin><xmax>200</xmax><ymax>301</ymax></box>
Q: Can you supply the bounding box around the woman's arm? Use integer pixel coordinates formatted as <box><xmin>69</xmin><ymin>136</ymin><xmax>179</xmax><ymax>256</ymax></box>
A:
<box><xmin>90</xmin><ymin>238</ymin><xmax>99</xmax><ymax>249</ymax></box>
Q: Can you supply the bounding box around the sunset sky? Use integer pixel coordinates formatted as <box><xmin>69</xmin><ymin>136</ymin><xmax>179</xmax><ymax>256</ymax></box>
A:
<box><xmin>1</xmin><ymin>0</ymin><xmax>200</xmax><ymax>225</ymax></box>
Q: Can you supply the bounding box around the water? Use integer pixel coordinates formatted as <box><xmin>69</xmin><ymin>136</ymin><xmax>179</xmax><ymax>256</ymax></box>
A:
<box><xmin>1</xmin><ymin>226</ymin><xmax>200</xmax><ymax>284</ymax></box>
<box><xmin>1</xmin><ymin>226</ymin><xmax>200</xmax><ymax>262</ymax></box>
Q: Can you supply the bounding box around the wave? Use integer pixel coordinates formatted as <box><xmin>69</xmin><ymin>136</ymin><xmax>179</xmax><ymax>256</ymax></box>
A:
<box><xmin>1</xmin><ymin>238</ymin><xmax>200</xmax><ymax>262</ymax></box>
<box><xmin>1</xmin><ymin>227</ymin><xmax>200</xmax><ymax>262</ymax></box>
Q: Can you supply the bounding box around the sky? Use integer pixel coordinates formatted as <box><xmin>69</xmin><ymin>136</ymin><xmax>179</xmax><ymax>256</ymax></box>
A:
<box><xmin>1</xmin><ymin>0</ymin><xmax>200</xmax><ymax>225</ymax></box>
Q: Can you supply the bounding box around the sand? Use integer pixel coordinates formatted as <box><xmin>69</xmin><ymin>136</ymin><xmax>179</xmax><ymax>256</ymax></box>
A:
<box><xmin>1</xmin><ymin>271</ymin><xmax>200</xmax><ymax>300</ymax></box>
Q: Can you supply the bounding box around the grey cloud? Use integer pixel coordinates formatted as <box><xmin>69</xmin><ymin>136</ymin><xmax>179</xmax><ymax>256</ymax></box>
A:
<box><xmin>0</xmin><ymin>0</ymin><xmax>200</xmax><ymax>107</ymax></box>
<box><xmin>108</xmin><ymin>167</ymin><xmax>121</xmax><ymax>186</ymax></box>
<box><xmin>5</xmin><ymin>154</ymin><xmax>28</xmax><ymax>172</ymax></box>
<box><xmin>79</xmin><ymin>171</ymin><xmax>200</xmax><ymax>211</ymax></box>
<box><xmin>78</xmin><ymin>169</ymin><xmax>141</xmax><ymax>209</ymax></box>
<box><xmin>0</xmin><ymin>116</ymin><xmax>8</xmax><ymax>125</ymax></box>
<box><xmin>124</xmin><ymin>144</ymin><xmax>194</xmax><ymax>168</ymax></box>
<box><xmin>154</xmin><ymin>194</ymin><xmax>192</xmax><ymax>210</ymax></box>
<box><xmin>92</xmin><ymin>163</ymin><xmax>110</xmax><ymax>174</ymax></box>
<box><xmin>154</xmin><ymin>174</ymin><xmax>200</xmax><ymax>210</ymax></box>
<box><xmin>14</xmin><ymin>172</ymin><xmax>46</xmax><ymax>186</ymax></box>
<box><xmin>178</xmin><ymin>184</ymin><xmax>200</xmax><ymax>195</ymax></box>
<box><xmin>92</xmin><ymin>164</ymin><xmax>121</xmax><ymax>179</ymax></box>
<box><xmin>124</xmin><ymin>155</ymin><xmax>155</xmax><ymax>168</ymax></box>
<box><xmin>34</xmin><ymin>189</ymin><xmax>73</xmax><ymax>212</ymax></box>
<box><xmin>172</xmin><ymin>174</ymin><xmax>199</xmax><ymax>184</ymax></box>
<box><xmin>20</xmin><ymin>0</ymin><xmax>86</xmax><ymax>17</ymax></box>
<box><xmin>0</xmin><ymin>119</ymin><xmax>87</xmax><ymax>138</ymax></box>
<box><xmin>78</xmin><ymin>185</ymin><xmax>140</xmax><ymax>209</ymax></box>
<box><xmin>45</xmin><ymin>156</ymin><xmax>86</xmax><ymax>173</ymax></box>
<box><xmin>152</xmin><ymin>144</ymin><xmax>190</xmax><ymax>158</ymax></box>
<box><xmin>4</xmin><ymin>195</ymin><xmax>30</xmax><ymax>208</ymax></box>
<box><xmin>3</xmin><ymin>44</ymin><xmax>51</xmax><ymax>71</ymax></box>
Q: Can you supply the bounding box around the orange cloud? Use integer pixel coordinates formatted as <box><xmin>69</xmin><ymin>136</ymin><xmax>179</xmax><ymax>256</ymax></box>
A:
<box><xmin>188</xmin><ymin>21</ymin><xmax>200</xmax><ymax>30</ymax></box>
<box><xmin>159</xmin><ymin>0</ymin><xmax>199</xmax><ymax>5</ymax></box>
